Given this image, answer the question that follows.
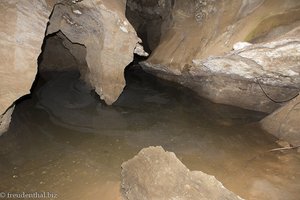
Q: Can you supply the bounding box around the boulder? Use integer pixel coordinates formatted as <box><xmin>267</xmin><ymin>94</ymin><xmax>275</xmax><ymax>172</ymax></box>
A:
<box><xmin>261</xmin><ymin>95</ymin><xmax>300</xmax><ymax>147</ymax></box>
<box><xmin>141</xmin><ymin>0</ymin><xmax>300</xmax><ymax>112</ymax></box>
<box><xmin>121</xmin><ymin>146</ymin><xmax>243</xmax><ymax>200</ymax></box>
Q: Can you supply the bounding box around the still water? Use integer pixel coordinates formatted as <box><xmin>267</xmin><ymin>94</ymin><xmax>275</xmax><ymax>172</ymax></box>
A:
<box><xmin>0</xmin><ymin>66</ymin><xmax>299</xmax><ymax>200</ymax></box>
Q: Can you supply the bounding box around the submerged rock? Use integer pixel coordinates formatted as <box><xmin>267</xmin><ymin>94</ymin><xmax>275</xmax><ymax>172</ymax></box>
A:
<box><xmin>121</xmin><ymin>146</ymin><xmax>243</xmax><ymax>200</ymax></box>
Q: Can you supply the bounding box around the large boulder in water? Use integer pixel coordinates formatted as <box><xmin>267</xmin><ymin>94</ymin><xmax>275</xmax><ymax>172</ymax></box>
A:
<box><xmin>121</xmin><ymin>146</ymin><xmax>243</xmax><ymax>200</ymax></box>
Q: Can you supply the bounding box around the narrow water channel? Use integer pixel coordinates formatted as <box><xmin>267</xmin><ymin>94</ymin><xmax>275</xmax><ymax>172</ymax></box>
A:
<box><xmin>0</xmin><ymin>64</ymin><xmax>299</xmax><ymax>200</ymax></box>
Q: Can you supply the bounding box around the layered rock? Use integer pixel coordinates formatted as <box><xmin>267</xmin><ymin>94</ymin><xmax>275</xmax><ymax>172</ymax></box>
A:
<box><xmin>141</xmin><ymin>0</ymin><xmax>300</xmax><ymax>112</ymax></box>
<box><xmin>0</xmin><ymin>0</ymin><xmax>52</xmax><ymax>135</ymax></box>
<box><xmin>121</xmin><ymin>146</ymin><xmax>243</xmax><ymax>200</ymax></box>
<box><xmin>261</xmin><ymin>94</ymin><xmax>300</xmax><ymax>147</ymax></box>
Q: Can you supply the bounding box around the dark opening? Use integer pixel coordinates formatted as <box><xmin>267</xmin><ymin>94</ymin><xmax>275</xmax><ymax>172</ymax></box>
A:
<box><xmin>125</xmin><ymin>0</ymin><xmax>174</xmax><ymax>54</ymax></box>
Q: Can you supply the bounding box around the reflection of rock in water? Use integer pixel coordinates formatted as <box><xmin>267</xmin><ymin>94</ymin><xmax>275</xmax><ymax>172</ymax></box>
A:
<box><xmin>36</xmin><ymin>71</ymin><xmax>128</xmax><ymax>133</ymax></box>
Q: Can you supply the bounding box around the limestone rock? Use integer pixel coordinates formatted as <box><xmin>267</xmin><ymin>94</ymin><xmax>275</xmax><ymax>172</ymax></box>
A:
<box><xmin>47</xmin><ymin>0</ymin><xmax>140</xmax><ymax>105</ymax></box>
<box><xmin>0</xmin><ymin>106</ymin><xmax>15</xmax><ymax>136</ymax></box>
<box><xmin>0</xmin><ymin>0</ymin><xmax>52</xmax><ymax>134</ymax></box>
<box><xmin>261</xmin><ymin>95</ymin><xmax>300</xmax><ymax>147</ymax></box>
<box><xmin>134</xmin><ymin>43</ymin><xmax>149</xmax><ymax>57</ymax></box>
<box><xmin>141</xmin><ymin>0</ymin><xmax>300</xmax><ymax>112</ymax></box>
<box><xmin>143</xmin><ymin>29</ymin><xmax>300</xmax><ymax>112</ymax></box>
<box><xmin>233</xmin><ymin>42</ymin><xmax>252</xmax><ymax>50</ymax></box>
<box><xmin>0</xmin><ymin>0</ymin><xmax>144</xmax><ymax>134</ymax></box>
<box><xmin>121</xmin><ymin>146</ymin><xmax>243</xmax><ymax>200</ymax></box>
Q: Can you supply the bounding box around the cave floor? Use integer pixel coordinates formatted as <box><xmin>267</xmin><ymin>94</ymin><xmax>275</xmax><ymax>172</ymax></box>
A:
<box><xmin>0</xmin><ymin>67</ymin><xmax>300</xmax><ymax>200</ymax></box>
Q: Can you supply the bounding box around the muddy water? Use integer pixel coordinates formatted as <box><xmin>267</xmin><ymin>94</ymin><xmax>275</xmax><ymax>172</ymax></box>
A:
<box><xmin>0</xmin><ymin>67</ymin><xmax>300</xmax><ymax>200</ymax></box>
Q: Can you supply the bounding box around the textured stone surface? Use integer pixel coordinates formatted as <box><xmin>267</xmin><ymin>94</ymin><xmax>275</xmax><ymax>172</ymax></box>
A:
<box><xmin>261</xmin><ymin>95</ymin><xmax>300</xmax><ymax>146</ymax></box>
<box><xmin>47</xmin><ymin>0</ymin><xmax>145</xmax><ymax>105</ymax></box>
<box><xmin>121</xmin><ymin>146</ymin><xmax>243</xmax><ymax>200</ymax></box>
<box><xmin>142</xmin><ymin>29</ymin><xmax>300</xmax><ymax>112</ymax></box>
<box><xmin>0</xmin><ymin>0</ymin><xmax>51</xmax><ymax>134</ymax></box>
<box><xmin>141</xmin><ymin>0</ymin><xmax>300</xmax><ymax>112</ymax></box>
<box><xmin>0</xmin><ymin>106</ymin><xmax>14</xmax><ymax>135</ymax></box>
<box><xmin>0</xmin><ymin>0</ymin><xmax>147</xmax><ymax>134</ymax></box>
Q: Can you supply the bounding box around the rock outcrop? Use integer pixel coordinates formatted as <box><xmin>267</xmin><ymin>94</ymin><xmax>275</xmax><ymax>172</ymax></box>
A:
<box><xmin>46</xmin><ymin>0</ymin><xmax>146</xmax><ymax>105</ymax></box>
<box><xmin>261</xmin><ymin>94</ymin><xmax>300</xmax><ymax>147</ymax></box>
<box><xmin>121</xmin><ymin>146</ymin><xmax>243</xmax><ymax>200</ymax></box>
<box><xmin>140</xmin><ymin>0</ymin><xmax>300</xmax><ymax>112</ymax></box>
<box><xmin>0</xmin><ymin>0</ymin><xmax>52</xmax><ymax>135</ymax></box>
<box><xmin>0</xmin><ymin>0</ymin><xmax>147</xmax><ymax>135</ymax></box>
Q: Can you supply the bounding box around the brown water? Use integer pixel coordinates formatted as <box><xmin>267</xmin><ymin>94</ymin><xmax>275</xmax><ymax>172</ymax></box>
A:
<box><xmin>0</xmin><ymin>67</ymin><xmax>300</xmax><ymax>200</ymax></box>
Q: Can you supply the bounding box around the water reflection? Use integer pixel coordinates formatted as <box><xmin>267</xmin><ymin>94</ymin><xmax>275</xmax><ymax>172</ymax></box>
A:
<box><xmin>0</xmin><ymin>66</ymin><xmax>299</xmax><ymax>200</ymax></box>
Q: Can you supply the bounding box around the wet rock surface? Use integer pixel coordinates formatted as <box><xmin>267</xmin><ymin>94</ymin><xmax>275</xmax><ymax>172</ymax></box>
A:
<box><xmin>141</xmin><ymin>0</ymin><xmax>300</xmax><ymax>113</ymax></box>
<box><xmin>261</xmin><ymin>95</ymin><xmax>300</xmax><ymax>147</ymax></box>
<box><xmin>187</xmin><ymin>31</ymin><xmax>300</xmax><ymax>113</ymax></box>
<box><xmin>121</xmin><ymin>146</ymin><xmax>243</xmax><ymax>200</ymax></box>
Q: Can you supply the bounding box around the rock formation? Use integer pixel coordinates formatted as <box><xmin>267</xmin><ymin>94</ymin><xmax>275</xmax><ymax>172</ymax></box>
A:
<box><xmin>121</xmin><ymin>146</ymin><xmax>243</xmax><ymax>200</ymax></box>
<box><xmin>139</xmin><ymin>0</ymin><xmax>300</xmax><ymax>112</ymax></box>
<box><xmin>126</xmin><ymin>0</ymin><xmax>174</xmax><ymax>52</ymax></box>
<box><xmin>0</xmin><ymin>0</ymin><xmax>147</xmax><ymax>135</ymax></box>
<box><xmin>0</xmin><ymin>0</ymin><xmax>52</xmax><ymax>135</ymax></box>
<box><xmin>46</xmin><ymin>0</ymin><xmax>147</xmax><ymax>105</ymax></box>
<box><xmin>261</xmin><ymin>94</ymin><xmax>300</xmax><ymax>147</ymax></box>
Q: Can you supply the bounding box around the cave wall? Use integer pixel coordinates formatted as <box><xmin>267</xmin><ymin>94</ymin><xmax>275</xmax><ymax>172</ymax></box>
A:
<box><xmin>126</xmin><ymin>0</ymin><xmax>174</xmax><ymax>52</ymax></box>
<box><xmin>38</xmin><ymin>31</ymin><xmax>88</xmax><ymax>81</ymax></box>
<box><xmin>0</xmin><ymin>0</ymin><xmax>52</xmax><ymax>135</ymax></box>
<box><xmin>46</xmin><ymin>0</ymin><xmax>142</xmax><ymax>105</ymax></box>
<box><xmin>141</xmin><ymin>0</ymin><xmax>300</xmax><ymax>113</ymax></box>
<box><xmin>0</xmin><ymin>0</ymin><xmax>146</xmax><ymax>135</ymax></box>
